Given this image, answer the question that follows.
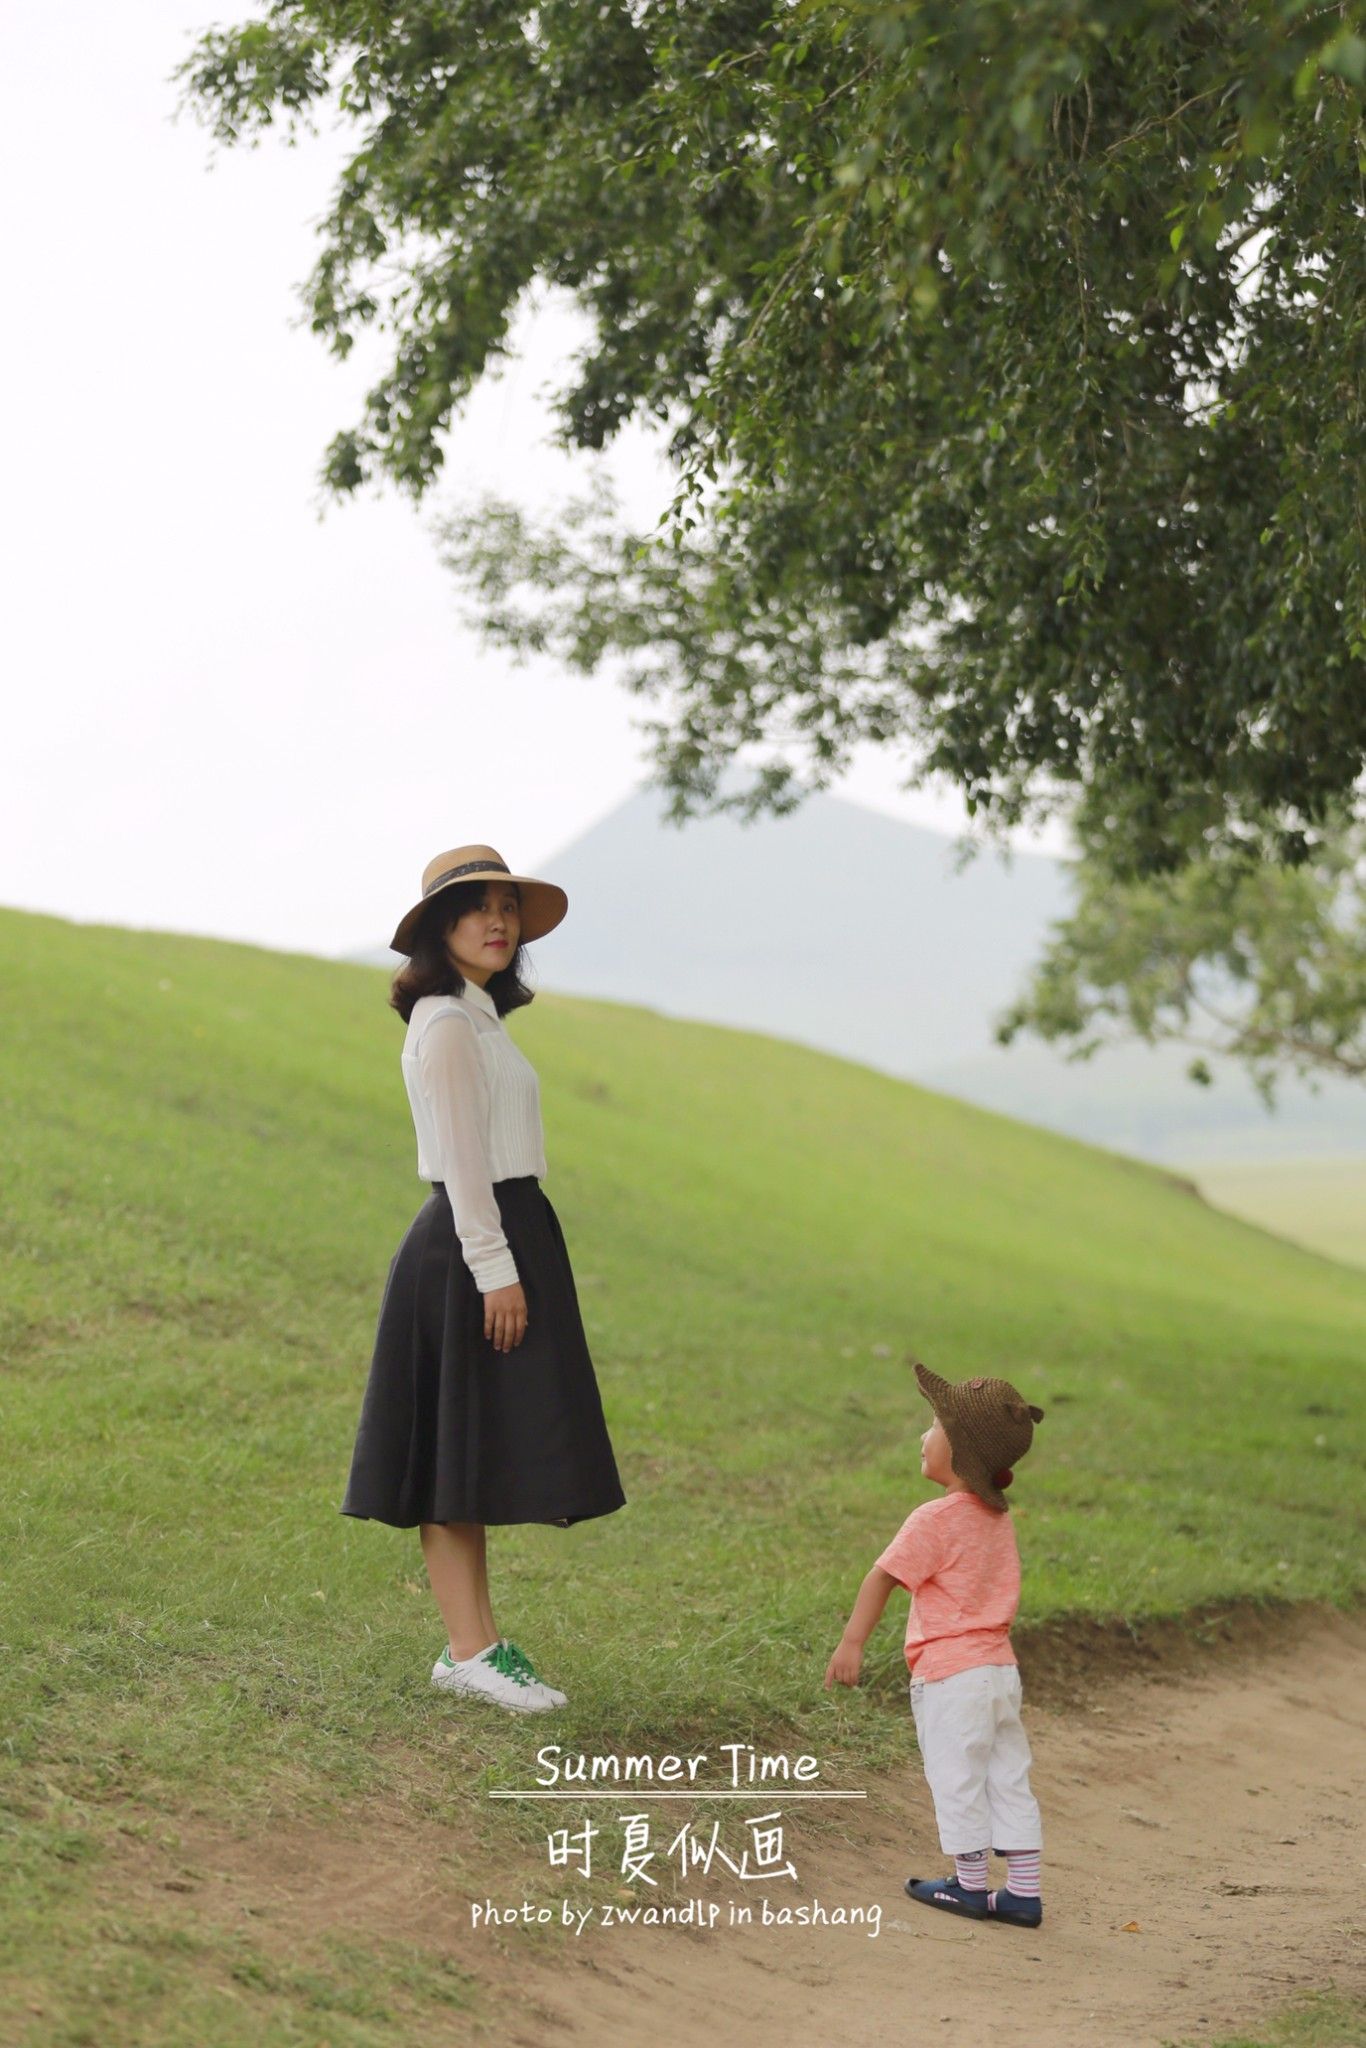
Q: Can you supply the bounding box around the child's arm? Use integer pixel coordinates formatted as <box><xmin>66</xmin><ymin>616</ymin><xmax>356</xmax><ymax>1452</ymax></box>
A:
<box><xmin>824</xmin><ymin>1566</ymin><xmax>899</xmax><ymax>1688</ymax></box>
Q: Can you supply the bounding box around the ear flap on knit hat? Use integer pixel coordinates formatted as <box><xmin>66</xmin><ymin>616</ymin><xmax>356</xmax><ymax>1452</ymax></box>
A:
<box><xmin>1005</xmin><ymin>1397</ymin><xmax>1046</xmax><ymax>1425</ymax></box>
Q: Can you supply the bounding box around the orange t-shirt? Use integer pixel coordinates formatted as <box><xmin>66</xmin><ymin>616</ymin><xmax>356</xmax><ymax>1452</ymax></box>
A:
<box><xmin>875</xmin><ymin>1491</ymin><xmax>1021</xmax><ymax>1681</ymax></box>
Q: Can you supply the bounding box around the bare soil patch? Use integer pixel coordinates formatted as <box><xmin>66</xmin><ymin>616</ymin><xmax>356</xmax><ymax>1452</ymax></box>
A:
<box><xmin>91</xmin><ymin>1604</ymin><xmax>1366</xmax><ymax>2047</ymax></box>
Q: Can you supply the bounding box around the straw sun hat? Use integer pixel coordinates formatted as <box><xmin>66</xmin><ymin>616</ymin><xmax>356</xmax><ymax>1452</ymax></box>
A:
<box><xmin>389</xmin><ymin>844</ymin><xmax>569</xmax><ymax>956</ymax></box>
<box><xmin>913</xmin><ymin>1360</ymin><xmax>1044</xmax><ymax>1512</ymax></box>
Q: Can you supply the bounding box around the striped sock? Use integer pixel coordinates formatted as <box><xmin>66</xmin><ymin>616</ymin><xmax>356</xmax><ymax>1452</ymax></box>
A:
<box><xmin>954</xmin><ymin>1850</ymin><xmax>989</xmax><ymax>1891</ymax></box>
<box><xmin>998</xmin><ymin>1849</ymin><xmax>1042</xmax><ymax>1898</ymax></box>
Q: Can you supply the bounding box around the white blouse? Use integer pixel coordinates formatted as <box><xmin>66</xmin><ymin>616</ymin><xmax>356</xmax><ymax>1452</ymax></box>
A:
<box><xmin>400</xmin><ymin>980</ymin><xmax>547</xmax><ymax>1293</ymax></box>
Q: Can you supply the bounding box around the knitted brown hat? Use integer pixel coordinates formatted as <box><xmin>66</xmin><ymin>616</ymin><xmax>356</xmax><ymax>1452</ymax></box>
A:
<box><xmin>913</xmin><ymin>1361</ymin><xmax>1044</xmax><ymax>1512</ymax></box>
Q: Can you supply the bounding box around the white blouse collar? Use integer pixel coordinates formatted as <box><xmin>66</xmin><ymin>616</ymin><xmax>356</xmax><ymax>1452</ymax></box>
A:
<box><xmin>458</xmin><ymin>977</ymin><xmax>499</xmax><ymax>1021</ymax></box>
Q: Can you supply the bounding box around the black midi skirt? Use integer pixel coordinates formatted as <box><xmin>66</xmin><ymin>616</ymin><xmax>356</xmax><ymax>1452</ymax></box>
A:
<box><xmin>340</xmin><ymin>1177</ymin><xmax>626</xmax><ymax>1530</ymax></box>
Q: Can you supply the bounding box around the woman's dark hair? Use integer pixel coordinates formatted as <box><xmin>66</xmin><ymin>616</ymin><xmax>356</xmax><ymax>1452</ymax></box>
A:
<box><xmin>388</xmin><ymin>880</ymin><xmax>536</xmax><ymax>1024</ymax></box>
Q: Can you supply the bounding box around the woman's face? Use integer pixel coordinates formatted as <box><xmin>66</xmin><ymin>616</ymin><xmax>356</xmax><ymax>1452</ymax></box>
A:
<box><xmin>445</xmin><ymin>883</ymin><xmax>521</xmax><ymax>985</ymax></box>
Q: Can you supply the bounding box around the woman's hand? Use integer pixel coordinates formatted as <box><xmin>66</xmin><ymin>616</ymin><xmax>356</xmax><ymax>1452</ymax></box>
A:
<box><xmin>484</xmin><ymin>1282</ymin><xmax>529</xmax><ymax>1354</ymax></box>
<box><xmin>824</xmin><ymin>1638</ymin><xmax>864</xmax><ymax>1689</ymax></box>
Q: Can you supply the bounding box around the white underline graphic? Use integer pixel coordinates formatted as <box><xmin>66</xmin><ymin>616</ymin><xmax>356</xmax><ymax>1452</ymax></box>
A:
<box><xmin>488</xmin><ymin>1790</ymin><xmax>868</xmax><ymax>1800</ymax></box>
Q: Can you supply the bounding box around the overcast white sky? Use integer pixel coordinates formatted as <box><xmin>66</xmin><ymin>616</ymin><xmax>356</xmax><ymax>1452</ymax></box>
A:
<box><xmin>2</xmin><ymin>2</ymin><xmax>1070</xmax><ymax>961</ymax></box>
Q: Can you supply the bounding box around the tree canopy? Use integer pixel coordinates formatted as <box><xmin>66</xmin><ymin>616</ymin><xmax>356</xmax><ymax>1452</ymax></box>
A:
<box><xmin>180</xmin><ymin>1</ymin><xmax>1366</xmax><ymax>871</ymax></box>
<box><xmin>996</xmin><ymin>800</ymin><xmax>1366</xmax><ymax>1101</ymax></box>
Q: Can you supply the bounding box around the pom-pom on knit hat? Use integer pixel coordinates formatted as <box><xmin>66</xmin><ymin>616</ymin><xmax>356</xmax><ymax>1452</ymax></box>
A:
<box><xmin>913</xmin><ymin>1360</ymin><xmax>1044</xmax><ymax>1513</ymax></box>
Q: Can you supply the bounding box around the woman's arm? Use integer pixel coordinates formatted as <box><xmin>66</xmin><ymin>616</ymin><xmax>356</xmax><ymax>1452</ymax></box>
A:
<box><xmin>418</xmin><ymin>1010</ymin><xmax>520</xmax><ymax>1294</ymax></box>
<box><xmin>824</xmin><ymin>1566</ymin><xmax>900</xmax><ymax>1688</ymax></box>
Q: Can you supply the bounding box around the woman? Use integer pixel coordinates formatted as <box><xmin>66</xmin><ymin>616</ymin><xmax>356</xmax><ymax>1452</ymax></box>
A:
<box><xmin>340</xmin><ymin>843</ymin><xmax>626</xmax><ymax>1713</ymax></box>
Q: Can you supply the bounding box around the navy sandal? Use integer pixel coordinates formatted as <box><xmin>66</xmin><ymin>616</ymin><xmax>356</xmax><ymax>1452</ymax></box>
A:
<box><xmin>904</xmin><ymin>1875</ymin><xmax>989</xmax><ymax>1919</ymax></box>
<box><xmin>987</xmin><ymin>1886</ymin><xmax>1043</xmax><ymax>1928</ymax></box>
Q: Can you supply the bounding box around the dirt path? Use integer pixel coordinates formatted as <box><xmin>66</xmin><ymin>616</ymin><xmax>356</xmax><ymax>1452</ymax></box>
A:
<box><xmin>505</xmin><ymin>1613</ymin><xmax>1366</xmax><ymax>2048</ymax></box>
<box><xmin>495</xmin><ymin>1607</ymin><xmax>1366</xmax><ymax>2048</ymax></box>
<box><xmin>100</xmin><ymin>1607</ymin><xmax>1366</xmax><ymax>2048</ymax></box>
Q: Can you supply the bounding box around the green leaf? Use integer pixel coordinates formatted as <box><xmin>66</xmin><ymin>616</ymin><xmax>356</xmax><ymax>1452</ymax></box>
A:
<box><xmin>1319</xmin><ymin>33</ymin><xmax>1366</xmax><ymax>86</ymax></box>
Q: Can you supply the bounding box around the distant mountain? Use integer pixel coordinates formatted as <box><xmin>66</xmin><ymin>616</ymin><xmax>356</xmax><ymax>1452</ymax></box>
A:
<box><xmin>341</xmin><ymin>784</ymin><xmax>1366</xmax><ymax>1166</ymax></box>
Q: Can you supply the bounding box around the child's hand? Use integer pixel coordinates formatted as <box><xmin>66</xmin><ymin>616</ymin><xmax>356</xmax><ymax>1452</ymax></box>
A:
<box><xmin>824</xmin><ymin>1639</ymin><xmax>863</xmax><ymax>1689</ymax></box>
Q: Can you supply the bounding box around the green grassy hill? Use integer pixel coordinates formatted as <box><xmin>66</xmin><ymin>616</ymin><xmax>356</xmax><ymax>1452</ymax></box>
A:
<box><xmin>3</xmin><ymin>905</ymin><xmax>1364</xmax><ymax>2040</ymax></box>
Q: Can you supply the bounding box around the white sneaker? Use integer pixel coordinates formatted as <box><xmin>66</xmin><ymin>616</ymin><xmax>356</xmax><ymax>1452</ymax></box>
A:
<box><xmin>430</xmin><ymin>1641</ymin><xmax>560</xmax><ymax>1713</ymax></box>
<box><xmin>498</xmin><ymin>1637</ymin><xmax>568</xmax><ymax>1708</ymax></box>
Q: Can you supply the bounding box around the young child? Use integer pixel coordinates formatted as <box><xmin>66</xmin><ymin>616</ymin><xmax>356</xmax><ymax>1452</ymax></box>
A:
<box><xmin>825</xmin><ymin>1361</ymin><xmax>1046</xmax><ymax>1927</ymax></box>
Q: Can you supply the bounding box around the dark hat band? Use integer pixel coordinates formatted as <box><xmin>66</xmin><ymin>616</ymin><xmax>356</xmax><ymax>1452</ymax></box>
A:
<box><xmin>424</xmin><ymin>858</ymin><xmax>512</xmax><ymax>896</ymax></box>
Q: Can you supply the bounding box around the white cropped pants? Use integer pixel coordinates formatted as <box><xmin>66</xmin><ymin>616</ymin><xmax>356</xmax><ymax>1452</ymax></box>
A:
<box><xmin>910</xmin><ymin>1662</ymin><xmax>1043</xmax><ymax>1856</ymax></box>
